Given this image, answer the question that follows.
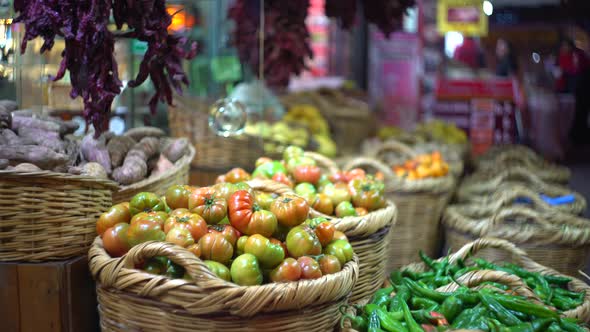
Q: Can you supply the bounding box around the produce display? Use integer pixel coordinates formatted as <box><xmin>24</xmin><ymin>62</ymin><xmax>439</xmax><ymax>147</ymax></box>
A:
<box><xmin>0</xmin><ymin>108</ymin><xmax>189</xmax><ymax>185</ymax></box>
<box><xmin>97</xmin><ymin>182</ymin><xmax>355</xmax><ymax>285</ymax></box>
<box><xmin>215</xmin><ymin>146</ymin><xmax>386</xmax><ymax>218</ymax></box>
<box><xmin>378</xmin><ymin>121</ymin><xmax>468</xmax><ymax>145</ymax></box>
<box><xmin>393</xmin><ymin>152</ymin><xmax>450</xmax><ymax>180</ymax></box>
<box><xmin>342</xmin><ymin>251</ymin><xmax>587</xmax><ymax>332</ymax></box>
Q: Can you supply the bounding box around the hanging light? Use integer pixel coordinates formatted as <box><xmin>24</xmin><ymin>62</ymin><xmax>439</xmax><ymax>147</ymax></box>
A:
<box><xmin>483</xmin><ymin>1</ymin><xmax>494</xmax><ymax>16</ymax></box>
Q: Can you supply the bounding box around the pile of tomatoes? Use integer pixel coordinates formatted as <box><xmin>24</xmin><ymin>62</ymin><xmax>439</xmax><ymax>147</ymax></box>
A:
<box><xmin>216</xmin><ymin>146</ymin><xmax>386</xmax><ymax>218</ymax></box>
<box><xmin>96</xmin><ymin>181</ymin><xmax>354</xmax><ymax>285</ymax></box>
<box><xmin>393</xmin><ymin>152</ymin><xmax>450</xmax><ymax>180</ymax></box>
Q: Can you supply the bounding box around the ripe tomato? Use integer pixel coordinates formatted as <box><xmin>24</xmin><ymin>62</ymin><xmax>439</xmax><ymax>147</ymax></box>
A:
<box><xmin>102</xmin><ymin>223</ymin><xmax>131</xmax><ymax>257</ymax></box>
<box><xmin>129</xmin><ymin>192</ymin><xmax>166</xmax><ymax>216</ymax></box>
<box><xmin>211</xmin><ymin>183</ymin><xmax>237</xmax><ymax>201</ymax></box>
<box><xmin>225</xmin><ymin>168</ymin><xmax>251</xmax><ymax>183</ymax></box>
<box><xmin>131</xmin><ymin>211</ymin><xmax>168</xmax><ymax>228</ymax></box>
<box><xmin>97</xmin><ymin>203</ymin><xmax>131</xmax><ymax>236</ymax></box>
<box><xmin>286</xmin><ymin>226</ymin><xmax>321</xmax><ymax>258</ymax></box>
<box><xmin>345</xmin><ymin>168</ymin><xmax>366</xmax><ymax>182</ymax></box>
<box><xmin>323</xmin><ymin>239</ymin><xmax>354</xmax><ymax>265</ymax></box>
<box><xmin>272</xmin><ymin>172</ymin><xmax>294</xmax><ymax>188</ymax></box>
<box><xmin>335</xmin><ymin>201</ymin><xmax>356</xmax><ymax>218</ymax></box>
<box><xmin>187</xmin><ymin>243</ymin><xmax>201</xmax><ymax>257</ymax></box>
<box><xmin>247</xmin><ymin>210</ymin><xmax>278</xmax><ymax>237</ymax></box>
<box><xmin>286</xmin><ymin>156</ymin><xmax>316</xmax><ymax>173</ymax></box>
<box><xmin>270</xmin><ymin>194</ymin><xmax>310</xmax><ymax>227</ymax></box>
<box><xmin>312</xmin><ymin>193</ymin><xmax>334</xmax><ymax>215</ymax></box>
<box><xmin>230</xmin><ymin>253</ymin><xmax>263</xmax><ymax>286</ymax></box>
<box><xmin>255</xmin><ymin>157</ymin><xmax>273</xmax><ymax>168</ymax></box>
<box><xmin>199</xmin><ymin>233</ymin><xmax>234</xmax><ymax>265</ymax></box>
<box><xmin>297</xmin><ymin>256</ymin><xmax>323</xmax><ymax>279</ymax></box>
<box><xmin>328</xmin><ymin>172</ymin><xmax>347</xmax><ymax>184</ymax></box>
<box><xmin>204</xmin><ymin>260</ymin><xmax>231</xmax><ymax>281</ymax></box>
<box><xmin>355</xmin><ymin>207</ymin><xmax>369</xmax><ymax>216</ymax></box>
<box><xmin>321</xmin><ymin>183</ymin><xmax>351</xmax><ymax>207</ymax></box>
<box><xmin>293</xmin><ymin>165</ymin><xmax>321</xmax><ymax>184</ymax></box>
<box><xmin>244</xmin><ymin>234</ymin><xmax>285</xmax><ymax>268</ymax></box>
<box><xmin>169</xmin><ymin>208</ymin><xmax>190</xmax><ymax>218</ymax></box>
<box><xmin>318</xmin><ymin>255</ymin><xmax>342</xmax><ymax>275</ymax></box>
<box><xmin>189</xmin><ymin>189</ymin><xmax>228</xmax><ymax>225</ymax></box>
<box><xmin>208</xmin><ymin>224</ymin><xmax>241</xmax><ymax>247</ymax></box>
<box><xmin>333</xmin><ymin>230</ymin><xmax>348</xmax><ymax>241</ymax></box>
<box><xmin>165</xmin><ymin>185</ymin><xmax>190</xmax><ymax>210</ymax></box>
<box><xmin>164</xmin><ymin>213</ymin><xmax>208</xmax><ymax>242</ymax></box>
<box><xmin>270</xmin><ymin>258</ymin><xmax>301</xmax><ymax>282</ymax></box>
<box><xmin>127</xmin><ymin>219</ymin><xmax>166</xmax><ymax>247</ymax></box>
<box><xmin>215</xmin><ymin>174</ymin><xmax>227</xmax><ymax>183</ymax></box>
<box><xmin>165</xmin><ymin>227</ymin><xmax>195</xmax><ymax>247</ymax></box>
<box><xmin>254</xmin><ymin>192</ymin><xmax>276</xmax><ymax>210</ymax></box>
<box><xmin>314</xmin><ymin>221</ymin><xmax>335</xmax><ymax>247</ymax></box>
<box><xmin>228</xmin><ymin>190</ymin><xmax>256</xmax><ymax>234</ymax></box>
<box><xmin>348</xmin><ymin>178</ymin><xmax>386</xmax><ymax>211</ymax></box>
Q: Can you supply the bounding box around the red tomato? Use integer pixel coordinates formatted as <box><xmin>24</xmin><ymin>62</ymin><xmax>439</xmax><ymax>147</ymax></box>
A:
<box><xmin>345</xmin><ymin>168</ymin><xmax>366</xmax><ymax>182</ymax></box>
<box><xmin>188</xmin><ymin>189</ymin><xmax>228</xmax><ymax>225</ymax></box>
<box><xmin>164</xmin><ymin>213</ymin><xmax>208</xmax><ymax>241</ymax></box>
<box><xmin>225</xmin><ymin>168</ymin><xmax>251</xmax><ymax>183</ymax></box>
<box><xmin>166</xmin><ymin>227</ymin><xmax>195</xmax><ymax>247</ymax></box>
<box><xmin>270</xmin><ymin>258</ymin><xmax>302</xmax><ymax>282</ymax></box>
<box><xmin>348</xmin><ymin>178</ymin><xmax>386</xmax><ymax>211</ymax></box>
<box><xmin>314</xmin><ymin>221</ymin><xmax>335</xmax><ymax>247</ymax></box>
<box><xmin>247</xmin><ymin>210</ymin><xmax>278</xmax><ymax>237</ymax></box>
<box><xmin>227</xmin><ymin>190</ymin><xmax>255</xmax><ymax>234</ymax></box>
<box><xmin>165</xmin><ymin>185</ymin><xmax>190</xmax><ymax>210</ymax></box>
<box><xmin>169</xmin><ymin>208</ymin><xmax>190</xmax><ymax>218</ymax></box>
<box><xmin>102</xmin><ymin>223</ymin><xmax>131</xmax><ymax>257</ymax></box>
<box><xmin>328</xmin><ymin>172</ymin><xmax>348</xmax><ymax>183</ymax></box>
<box><xmin>269</xmin><ymin>194</ymin><xmax>310</xmax><ymax>227</ymax></box>
<box><xmin>292</xmin><ymin>165</ymin><xmax>322</xmax><ymax>184</ymax></box>
<box><xmin>186</xmin><ymin>243</ymin><xmax>201</xmax><ymax>258</ymax></box>
<box><xmin>198</xmin><ymin>233</ymin><xmax>234</xmax><ymax>265</ymax></box>
<box><xmin>333</xmin><ymin>230</ymin><xmax>348</xmax><ymax>241</ymax></box>
<box><xmin>208</xmin><ymin>224</ymin><xmax>241</xmax><ymax>247</ymax></box>
<box><xmin>97</xmin><ymin>203</ymin><xmax>131</xmax><ymax>236</ymax></box>
<box><xmin>312</xmin><ymin>193</ymin><xmax>334</xmax><ymax>216</ymax></box>
<box><xmin>272</xmin><ymin>172</ymin><xmax>294</xmax><ymax>188</ymax></box>
<box><xmin>127</xmin><ymin>219</ymin><xmax>166</xmax><ymax>247</ymax></box>
<box><xmin>297</xmin><ymin>256</ymin><xmax>323</xmax><ymax>279</ymax></box>
<box><xmin>318</xmin><ymin>255</ymin><xmax>342</xmax><ymax>275</ymax></box>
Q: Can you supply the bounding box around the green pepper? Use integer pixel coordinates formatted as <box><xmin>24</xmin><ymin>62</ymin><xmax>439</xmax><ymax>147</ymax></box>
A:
<box><xmin>451</xmin><ymin>304</ymin><xmax>490</xmax><ymax>331</ymax></box>
<box><xmin>411</xmin><ymin>297</ymin><xmax>440</xmax><ymax>311</ymax></box>
<box><xmin>368</xmin><ymin>310</ymin><xmax>385</xmax><ymax>332</ymax></box>
<box><xmin>419</xmin><ymin>251</ymin><xmax>437</xmax><ymax>270</ymax></box>
<box><xmin>371</xmin><ymin>286</ymin><xmax>394</xmax><ymax>306</ymax></box>
<box><xmin>389</xmin><ymin>285</ymin><xmax>411</xmax><ymax>312</ymax></box>
<box><xmin>544</xmin><ymin>275</ymin><xmax>572</xmax><ymax>286</ymax></box>
<box><xmin>391</xmin><ymin>270</ymin><xmax>404</xmax><ymax>286</ymax></box>
<box><xmin>480</xmin><ymin>294</ymin><xmax>521</xmax><ymax>326</ymax></box>
<box><xmin>552</xmin><ymin>295</ymin><xmax>580</xmax><ymax>311</ymax></box>
<box><xmin>403</xmin><ymin>278</ymin><xmax>448</xmax><ymax>303</ymax></box>
<box><xmin>403</xmin><ymin>269</ymin><xmax>435</xmax><ymax>281</ymax></box>
<box><xmin>559</xmin><ymin>318</ymin><xmax>587</xmax><ymax>332</ymax></box>
<box><xmin>452</xmin><ymin>266</ymin><xmax>479</xmax><ymax>278</ymax></box>
<box><xmin>439</xmin><ymin>296</ymin><xmax>463</xmax><ymax>323</ymax></box>
<box><xmin>375</xmin><ymin>308</ymin><xmax>408</xmax><ymax>332</ymax></box>
<box><xmin>340</xmin><ymin>306</ymin><xmax>367</xmax><ymax>330</ymax></box>
<box><xmin>401</xmin><ymin>301</ymin><xmax>424</xmax><ymax>332</ymax></box>
<box><xmin>486</xmin><ymin>293</ymin><xmax>559</xmax><ymax>318</ymax></box>
<box><xmin>453</xmin><ymin>289</ymin><xmax>480</xmax><ymax>305</ymax></box>
<box><xmin>504</xmin><ymin>318</ymin><xmax>555</xmax><ymax>332</ymax></box>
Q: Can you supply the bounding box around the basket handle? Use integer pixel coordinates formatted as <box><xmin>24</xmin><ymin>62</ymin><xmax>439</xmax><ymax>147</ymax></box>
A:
<box><xmin>342</xmin><ymin>157</ymin><xmax>396</xmax><ymax>181</ymax></box>
<box><xmin>247</xmin><ymin>178</ymin><xmax>295</xmax><ymax>195</ymax></box>
<box><xmin>493</xmin><ymin>167</ymin><xmax>547</xmax><ymax>187</ymax></box>
<box><xmin>373</xmin><ymin>140</ymin><xmax>417</xmax><ymax>159</ymax></box>
<box><xmin>491</xmin><ymin>184</ymin><xmax>553</xmax><ymax>212</ymax></box>
<box><xmin>488</xmin><ymin>207</ymin><xmax>553</xmax><ymax>230</ymax></box>
<box><xmin>448</xmin><ymin>237</ymin><xmax>531</xmax><ymax>266</ymax></box>
<box><xmin>304</xmin><ymin>151</ymin><xmax>340</xmax><ymax>176</ymax></box>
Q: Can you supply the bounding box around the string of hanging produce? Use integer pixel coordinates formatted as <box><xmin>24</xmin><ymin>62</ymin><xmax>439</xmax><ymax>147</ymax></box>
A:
<box><xmin>14</xmin><ymin>0</ymin><xmax>197</xmax><ymax>136</ymax></box>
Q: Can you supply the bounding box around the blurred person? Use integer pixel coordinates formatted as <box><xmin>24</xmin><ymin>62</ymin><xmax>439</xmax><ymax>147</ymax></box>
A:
<box><xmin>453</xmin><ymin>37</ymin><xmax>486</xmax><ymax>69</ymax></box>
<box><xmin>495</xmin><ymin>38</ymin><xmax>518</xmax><ymax>77</ymax></box>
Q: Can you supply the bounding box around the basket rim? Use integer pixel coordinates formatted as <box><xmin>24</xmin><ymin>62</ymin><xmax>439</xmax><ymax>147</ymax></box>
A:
<box><xmin>0</xmin><ymin>169</ymin><xmax>119</xmax><ymax>189</ymax></box>
<box><xmin>312</xmin><ymin>201</ymin><xmax>397</xmax><ymax>237</ymax></box>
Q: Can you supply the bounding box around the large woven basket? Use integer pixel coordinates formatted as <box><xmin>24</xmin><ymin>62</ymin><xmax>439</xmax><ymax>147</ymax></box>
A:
<box><xmin>443</xmin><ymin>205</ymin><xmax>590</xmax><ymax>276</ymax></box>
<box><xmin>344</xmin><ymin>141</ymin><xmax>455</xmax><ymax>271</ymax></box>
<box><xmin>0</xmin><ymin>170</ymin><xmax>118</xmax><ymax>262</ymax></box>
<box><xmin>113</xmin><ymin>145</ymin><xmax>195</xmax><ymax>203</ymax></box>
<box><xmin>89</xmin><ymin>238</ymin><xmax>358</xmax><ymax>331</ymax></box>
<box><xmin>247</xmin><ymin>179</ymin><xmax>396</xmax><ymax>305</ymax></box>
<box><xmin>168</xmin><ymin>94</ymin><xmax>263</xmax><ymax>170</ymax></box>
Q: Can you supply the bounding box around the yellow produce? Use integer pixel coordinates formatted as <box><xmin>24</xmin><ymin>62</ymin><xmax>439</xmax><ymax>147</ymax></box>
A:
<box><xmin>393</xmin><ymin>151</ymin><xmax>449</xmax><ymax>180</ymax></box>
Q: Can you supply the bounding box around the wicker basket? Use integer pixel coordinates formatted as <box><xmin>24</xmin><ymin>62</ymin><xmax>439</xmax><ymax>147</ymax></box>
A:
<box><xmin>0</xmin><ymin>170</ymin><xmax>118</xmax><ymax>262</ymax></box>
<box><xmin>89</xmin><ymin>238</ymin><xmax>358</xmax><ymax>331</ymax></box>
<box><xmin>456</xmin><ymin>167</ymin><xmax>586</xmax><ymax>215</ymax></box>
<box><xmin>112</xmin><ymin>145</ymin><xmax>195</xmax><ymax>203</ymax></box>
<box><xmin>344</xmin><ymin>141</ymin><xmax>455</xmax><ymax>271</ymax></box>
<box><xmin>443</xmin><ymin>205</ymin><xmax>590</xmax><ymax>276</ymax></box>
<box><xmin>247</xmin><ymin>179</ymin><xmax>396</xmax><ymax>305</ymax></box>
<box><xmin>168</xmin><ymin>94</ymin><xmax>263</xmax><ymax>170</ymax></box>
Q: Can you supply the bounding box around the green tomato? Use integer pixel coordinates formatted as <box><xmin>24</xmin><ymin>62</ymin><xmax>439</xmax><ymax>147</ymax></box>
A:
<box><xmin>321</xmin><ymin>183</ymin><xmax>352</xmax><ymax>207</ymax></box>
<box><xmin>283</xmin><ymin>145</ymin><xmax>305</xmax><ymax>161</ymax></box>
<box><xmin>230</xmin><ymin>254</ymin><xmax>263</xmax><ymax>286</ymax></box>
<box><xmin>252</xmin><ymin>161</ymin><xmax>286</xmax><ymax>179</ymax></box>
<box><xmin>218</xmin><ymin>216</ymin><xmax>230</xmax><ymax>225</ymax></box>
<box><xmin>295</xmin><ymin>182</ymin><xmax>318</xmax><ymax>204</ymax></box>
<box><xmin>165</xmin><ymin>260</ymin><xmax>186</xmax><ymax>279</ymax></box>
<box><xmin>236</xmin><ymin>235</ymin><xmax>249</xmax><ymax>256</ymax></box>
<box><xmin>204</xmin><ymin>260</ymin><xmax>231</xmax><ymax>281</ymax></box>
<box><xmin>323</xmin><ymin>239</ymin><xmax>354</xmax><ymax>265</ymax></box>
<box><xmin>286</xmin><ymin>156</ymin><xmax>316</xmax><ymax>173</ymax></box>
<box><xmin>317</xmin><ymin>175</ymin><xmax>332</xmax><ymax>192</ymax></box>
<box><xmin>244</xmin><ymin>234</ymin><xmax>285</xmax><ymax>268</ymax></box>
<box><xmin>335</xmin><ymin>201</ymin><xmax>356</xmax><ymax>218</ymax></box>
<box><xmin>129</xmin><ymin>192</ymin><xmax>166</xmax><ymax>216</ymax></box>
<box><xmin>285</xmin><ymin>226</ymin><xmax>322</xmax><ymax>258</ymax></box>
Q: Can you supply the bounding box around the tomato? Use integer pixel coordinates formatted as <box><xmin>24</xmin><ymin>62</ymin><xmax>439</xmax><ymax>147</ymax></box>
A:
<box><xmin>318</xmin><ymin>255</ymin><xmax>342</xmax><ymax>275</ymax></box>
<box><xmin>270</xmin><ymin>258</ymin><xmax>301</xmax><ymax>282</ymax></box>
<box><xmin>164</xmin><ymin>213</ymin><xmax>208</xmax><ymax>241</ymax></box>
<box><xmin>272</xmin><ymin>172</ymin><xmax>294</xmax><ymax>188</ymax></box>
<box><xmin>127</xmin><ymin>219</ymin><xmax>166</xmax><ymax>247</ymax></box>
<box><xmin>218</xmin><ymin>217</ymin><xmax>230</xmax><ymax>225</ymax></box>
<box><xmin>102</xmin><ymin>223</ymin><xmax>131</xmax><ymax>257</ymax></box>
<box><xmin>314</xmin><ymin>221</ymin><xmax>335</xmax><ymax>247</ymax></box>
<box><xmin>293</xmin><ymin>165</ymin><xmax>322</xmax><ymax>184</ymax></box>
<box><xmin>97</xmin><ymin>203</ymin><xmax>131</xmax><ymax>236</ymax></box>
<box><xmin>255</xmin><ymin>157</ymin><xmax>273</xmax><ymax>167</ymax></box>
<box><xmin>211</xmin><ymin>183</ymin><xmax>238</xmax><ymax>201</ymax></box>
<box><xmin>244</xmin><ymin>234</ymin><xmax>285</xmax><ymax>268</ymax></box>
<box><xmin>329</xmin><ymin>172</ymin><xmax>347</xmax><ymax>184</ymax></box>
<box><xmin>255</xmin><ymin>192</ymin><xmax>276</xmax><ymax>210</ymax></box>
<box><xmin>131</xmin><ymin>211</ymin><xmax>168</xmax><ymax>228</ymax></box>
<box><xmin>166</xmin><ymin>260</ymin><xmax>185</xmax><ymax>278</ymax></box>
<box><xmin>225</xmin><ymin>168</ymin><xmax>251</xmax><ymax>183</ymax></box>
<box><xmin>188</xmin><ymin>190</ymin><xmax>228</xmax><ymax>225</ymax></box>
<box><xmin>286</xmin><ymin>156</ymin><xmax>316</xmax><ymax>173</ymax></box>
<box><xmin>272</xmin><ymin>223</ymin><xmax>290</xmax><ymax>242</ymax></box>
<box><xmin>285</xmin><ymin>226</ymin><xmax>321</xmax><ymax>258</ymax></box>
<box><xmin>294</xmin><ymin>182</ymin><xmax>317</xmax><ymax>202</ymax></box>
<box><xmin>187</xmin><ymin>243</ymin><xmax>201</xmax><ymax>257</ymax></box>
<box><xmin>199</xmin><ymin>233</ymin><xmax>234</xmax><ymax>265</ymax></box>
<box><xmin>297</xmin><ymin>256</ymin><xmax>323</xmax><ymax>279</ymax></box>
<box><xmin>252</xmin><ymin>161</ymin><xmax>287</xmax><ymax>179</ymax></box>
<box><xmin>345</xmin><ymin>168</ymin><xmax>366</xmax><ymax>182</ymax></box>
<box><xmin>169</xmin><ymin>208</ymin><xmax>190</xmax><ymax>218</ymax></box>
<box><xmin>333</xmin><ymin>231</ymin><xmax>348</xmax><ymax>241</ymax></box>
<box><xmin>270</xmin><ymin>194</ymin><xmax>310</xmax><ymax>227</ymax></box>
<box><xmin>323</xmin><ymin>239</ymin><xmax>354</xmax><ymax>265</ymax></box>
<box><xmin>236</xmin><ymin>235</ymin><xmax>248</xmax><ymax>255</ymax></box>
<box><xmin>355</xmin><ymin>207</ymin><xmax>369</xmax><ymax>216</ymax></box>
<box><xmin>246</xmin><ymin>210</ymin><xmax>278</xmax><ymax>237</ymax></box>
<box><xmin>165</xmin><ymin>185</ymin><xmax>190</xmax><ymax>210</ymax></box>
<box><xmin>165</xmin><ymin>227</ymin><xmax>195</xmax><ymax>247</ymax></box>
<box><xmin>129</xmin><ymin>192</ymin><xmax>166</xmax><ymax>216</ymax></box>
<box><xmin>335</xmin><ymin>201</ymin><xmax>357</xmax><ymax>218</ymax></box>
<box><xmin>312</xmin><ymin>193</ymin><xmax>334</xmax><ymax>215</ymax></box>
<box><xmin>283</xmin><ymin>145</ymin><xmax>304</xmax><ymax>161</ymax></box>
<box><xmin>231</xmin><ymin>253</ymin><xmax>263</xmax><ymax>286</ymax></box>
<box><xmin>208</xmin><ymin>224</ymin><xmax>241</xmax><ymax>247</ymax></box>
<box><xmin>348</xmin><ymin>177</ymin><xmax>386</xmax><ymax>211</ymax></box>
<box><xmin>317</xmin><ymin>174</ymin><xmax>332</xmax><ymax>191</ymax></box>
<box><xmin>321</xmin><ymin>183</ymin><xmax>351</xmax><ymax>207</ymax></box>
<box><xmin>215</xmin><ymin>174</ymin><xmax>227</xmax><ymax>183</ymax></box>
<box><xmin>204</xmin><ymin>260</ymin><xmax>231</xmax><ymax>281</ymax></box>
<box><xmin>270</xmin><ymin>238</ymin><xmax>288</xmax><ymax>256</ymax></box>
<box><xmin>228</xmin><ymin>190</ymin><xmax>256</xmax><ymax>234</ymax></box>
<box><xmin>143</xmin><ymin>257</ymin><xmax>166</xmax><ymax>275</ymax></box>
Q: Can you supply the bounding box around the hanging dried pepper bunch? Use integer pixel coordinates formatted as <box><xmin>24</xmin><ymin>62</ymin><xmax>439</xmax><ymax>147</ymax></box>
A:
<box><xmin>14</xmin><ymin>0</ymin><xmax>197</xmax><ymax>135</ymax></box>
<box><xmin>228</xmin><ymin>0</ymin><xmax>312</xmax><ymax>87</ymax></box>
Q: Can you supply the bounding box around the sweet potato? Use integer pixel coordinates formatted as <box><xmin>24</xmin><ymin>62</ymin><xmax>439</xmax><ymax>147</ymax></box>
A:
<box><xmin>0</xmin><ymin>100</ymin><xmax>18</xmax><ymax>111</ymax></box>
<box><xmin>162</xmin><ymin>138</ymin><xmax>189</xmax><ymax>163</ymax></box>
<box><xmin>0</xmin><ymin>109</ymin><xmax>10</xmax><ymax>129</ymax></box>
<box><xmin>107</xmin><ymin>135</ymin><xmax>136</xmax><ymax>167</ymax></box>
<box><xmin>124</xmin><ymin>126</ymin><xmax>165</xmax><ymax>141</ymax></box>
<box><xmin>81</xmin><ymin>134</ymin><xmax>112</xmax><ymax>174</ymax></box>
<box><xmin>81</xmin><ymin>162</ymin><xmax>108</xmax><ymax>179</ymax></box>
<box><xmin>18</xmin><ymin>127</ymin><xmax>66</xmax><ymax>153</ymax></box>
<box><xmin>0</xmin><ymin>129</ymin><xmax>35</xmax><ymax>145</ymax></box>
<box><xmin>0</xmin><ymin>145</ymin><xmax>69</xmax><ymax>169</ymax></box>
<box><xmin>150</xmin><ymin>155</ymin><xmax>174</xmax><ymax>177</ymax></box>
<box><xmin>111</xmin><ymin>137</ymin><xmax>159</xmax><ymax>185</ymax></box>
<box><xmin>11</xmin><ymin>115</ymin><xmax>61</xmax><ymax>133</ymax></box>
<box><xmin>13</xmin><ymin>163</ymin><xmax>42</xmax><ymax>172</ymax></box>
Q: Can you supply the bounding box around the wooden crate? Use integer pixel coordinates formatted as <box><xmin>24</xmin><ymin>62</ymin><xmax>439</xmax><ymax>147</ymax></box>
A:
<box><xmin>0</xmin><ymin>256</ymin><xmax>99</xmax><ymax>332</ymax></box>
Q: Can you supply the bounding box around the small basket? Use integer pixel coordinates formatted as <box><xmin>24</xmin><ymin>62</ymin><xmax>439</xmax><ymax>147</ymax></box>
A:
<box><xmin>168</xmin><ymin>95</ymin><xmax>263</xmax><ymax>170</ymax></box>
<box><xmin>112</xmin><ymin>145</ymin><xmax>195</xmax><ymax>203</ymax></box>
<box><xmin>0</xmin><ymin>170</ymin><xmax>118</xmax><ymax>262</ymax></box>
<box><xmin>456</xmin><ymin>167</ymin><xmax>586</xmax><ymax>215</ymax></box>
<box><xmin>89</xmin><ymin>238</ymin><xmax>358</xmax><ymax>331</ymax></box>
<box><xmin>344</xmin><ymin>140</ymin><xmax>455</xmax><ymax>271</ymax></box>
<box><xmin>443</xmin><ymin>205</ymin><xmax>590</xmax><ymax>276</ymax></box>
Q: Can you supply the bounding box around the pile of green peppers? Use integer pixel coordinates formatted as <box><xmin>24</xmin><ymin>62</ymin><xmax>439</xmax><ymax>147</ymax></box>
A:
<box><xmin>341</xmin><ymin>252</ymin><xmax>588</xmax><ymax>332</ymax></box>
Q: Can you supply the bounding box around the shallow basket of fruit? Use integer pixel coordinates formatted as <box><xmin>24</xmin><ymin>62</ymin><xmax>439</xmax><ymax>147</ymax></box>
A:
<box><xmin>344</xmin><ymin>140</ymin><xmax>455</xmax><ymax>271</ymax></box>
<box><xmin>443</xmin><ymin>205</ymin><xmax>590</xmax><ymax>277</ymax></box>
<box><xmin>90</xmin><ymin>184</ymin><xmax>359</xmax><ymax>331</ymax></box>
<box><xmin>214</xmin><ymin>146</ymin><xmax>397</xmax><ymax>304</ymax></box>
<box><xmin>341</xmin><ymin>238</ymin><xmax>590</xmax><ymax>331</ymax></box>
